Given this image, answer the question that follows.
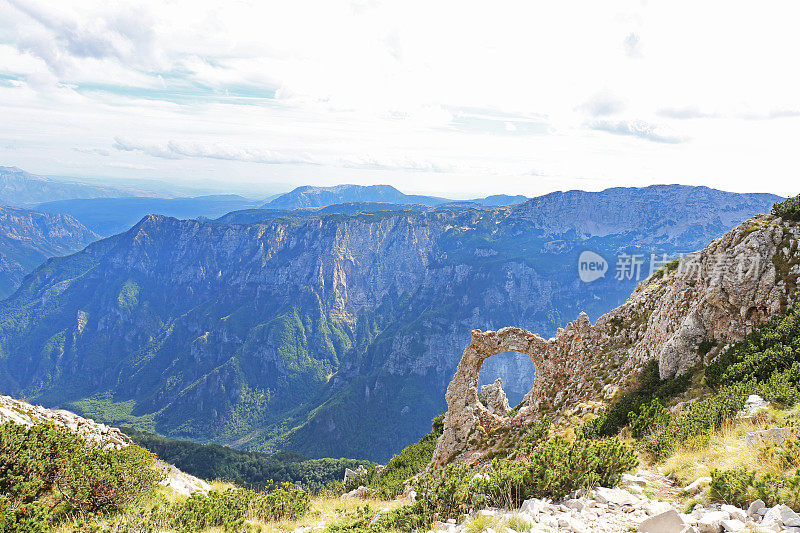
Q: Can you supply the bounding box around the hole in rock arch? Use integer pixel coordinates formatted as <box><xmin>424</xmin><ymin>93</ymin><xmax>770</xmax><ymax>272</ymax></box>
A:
<box><xmin>478</xmin><ymin>351</ymin><xmax>536</xmax><ymax>409</ymax></box>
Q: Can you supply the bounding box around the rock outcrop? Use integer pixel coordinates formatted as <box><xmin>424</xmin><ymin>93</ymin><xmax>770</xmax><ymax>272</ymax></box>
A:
<box><xmin>0</xmin><ymin>394</ymin><xmax>130</xmax><ymax>448</ymax></box>
<box><xmin>433</xmin><ymin>215</ymin><xmax>800</xmax><ymax>466</ymax></box>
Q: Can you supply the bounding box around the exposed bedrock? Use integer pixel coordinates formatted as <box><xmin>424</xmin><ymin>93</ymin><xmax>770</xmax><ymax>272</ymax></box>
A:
<box><xmin>432</xmin><ymin>215</ymin><xmax>800</xmax><ymax>466</ymax></box>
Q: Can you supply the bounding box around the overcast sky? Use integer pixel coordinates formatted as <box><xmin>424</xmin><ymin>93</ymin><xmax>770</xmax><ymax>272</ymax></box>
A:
<box><xmin>1</xmin><ymin>1</ymin><xmax>799</xmax><ymax>198</ymax></box>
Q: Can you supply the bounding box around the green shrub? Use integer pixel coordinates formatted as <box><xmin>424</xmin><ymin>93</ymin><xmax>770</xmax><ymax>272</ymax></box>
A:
<box><xmin>580</xmin><ymin>361</ymin><xmax>690</xmax><ymax>439</ymax></box>
<box><xmin>170</xmin><ymin>485</ymin><xmax>309</xmax><ymax>532</ymax></box>
<box><xmin>628</xmin><ymin>398</ymin><xmax>671</xmax><ymax>439</ymax></box>
<box><xmin>479</xmin><ymin>436</ymin><xmax>638</xmax><ymax>508</ymax></box>
<box><xmin>642</xmin><ymin>383</ymin><xmax>751</xmax><ymax>458</ymax></box>
<box><xmin>706</xmin><ymin>304</ymin><xmax>800</xmax><ymax>389</ymax></box>
<box><xmin>772</xmin><ymin>194</ymin><xmax>800</xmax><ymax>222</ymax></box>
<box><xmin>710</xmin><ymin>468</ymin><xmax>800</xmax><ymax>510</ymax></box>
<box><xmin>0</xmin><ymin>421</ymin><xmax>163</xmax><ymax>528</ymax></box>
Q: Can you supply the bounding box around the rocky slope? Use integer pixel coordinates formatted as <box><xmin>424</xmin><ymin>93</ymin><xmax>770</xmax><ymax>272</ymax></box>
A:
<box><xmin>433</xmin><ymin>214</ymin><xmax>799</xmax><ymax>466</ymax></box>
<box><xmin>0</xmin><ymin>204</ymin><xmax>99</xmax><ymax>298</ymax></box>
<box><xmin>0</xmin><ymin>186</ymin><xmax>780</xmax><ymax>461</ymax></box>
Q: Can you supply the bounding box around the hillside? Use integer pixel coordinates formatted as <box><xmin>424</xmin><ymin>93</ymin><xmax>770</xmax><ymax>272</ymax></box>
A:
<box><xmin>37</xmin><ymin>195</ymin><xmax>261</xmax><ymax>236</ymax></box>
<box><xmin>0</xmin><ymin>166</ymin><xmax>145</xmax><ymax>207</ymax></box>
<box><xmin>0</xmin><ymin>186</ymin><xmax>779</xmax><ymax>461</ymax></box>
<box><xmin>0</xmin><ymin>204</ymin><xmax>99</xmax><ymax>298</ymax></box>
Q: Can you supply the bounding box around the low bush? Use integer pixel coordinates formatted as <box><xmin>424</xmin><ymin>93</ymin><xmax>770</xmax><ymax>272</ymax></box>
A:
<box><xmin>579</xmin><ymin>361</ymin><xmax>690</xmax><ymax>439</ymax></box>
<box><xmin>478</xmin><ymin>435</ymin><xmax>638</xmax><ymax>508</ymax></box>
<box><xmin>0</xmin><ymin>422</ymin><xmax>163</xmax><ymax>530</ymax></box>
<box><xmin>710</xmin><ymin>468</ymin><xmax>800</xmax><ymax>510</ymax></box>
<box><xmin>705</xmin><ymin>303</ymin><xmax>800</xmax><ymax>390</ymax></box>
<box><xmin>772</xmin><ymin>194</ymin><xmax>800</xmax><ymax>222</ymax></box>
<box><xmin>170</xmin><ymin>485</ymin><xmax>310</xmax><ymax>532</ymax></box>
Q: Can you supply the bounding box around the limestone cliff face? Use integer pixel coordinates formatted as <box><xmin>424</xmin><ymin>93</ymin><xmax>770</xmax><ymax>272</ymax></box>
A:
<box><xmin>432</xmin><ymin>215</ymin><xmax>800</xmax><ymax>466</ymax></box>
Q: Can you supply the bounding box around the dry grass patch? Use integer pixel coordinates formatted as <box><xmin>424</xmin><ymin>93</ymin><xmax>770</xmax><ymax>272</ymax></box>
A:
<box><xmin>658</xmin><ymin>406</ymin><xmax>800</xmax><ymax>487</ymax></box>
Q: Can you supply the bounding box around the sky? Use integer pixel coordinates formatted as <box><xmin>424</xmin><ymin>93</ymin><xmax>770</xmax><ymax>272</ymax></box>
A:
<box><xmin>0</xmin><ymin>0</ymin><xmax>799</xmax><ymax>199</ymax></box>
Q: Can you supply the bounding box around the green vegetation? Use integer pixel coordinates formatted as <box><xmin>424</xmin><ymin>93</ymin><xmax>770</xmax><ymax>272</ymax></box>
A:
<box><xmin>0</xmin><ymin>422</ymin><xmax>311</xmax><ymax>532</ymax></box>
<box><xmin>330</xmin><ymin>418</ymin><xmax>637</xmax><ymax>532</ymax></box>
<box><xmin>125</xmin><ymin>427</ymin><xmax>370</xmax><ymax>491</ymax></box>
<box><xmin>772</xmin><ymin>194</ymin><xmax>800</xmax><ymax>222</ymax></box>
<box><xmin>579</xmin><ymin>360</ymin><xmax>691</xmax><ymax>439</ymax></box>
<box><xmin>0</xmin><ymin>422</ymin><xmax>162</xmax><ymax>531</ymax></box>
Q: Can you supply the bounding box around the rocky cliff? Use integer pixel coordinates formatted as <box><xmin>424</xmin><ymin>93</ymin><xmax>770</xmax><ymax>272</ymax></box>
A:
<box><xmin>432</xmin><ymin>214</ymin><xmax>799</xmax><ymax>465</ymax></box>
<box><xmin>0</xmin><ymin>186</ymin><xmax>781</xmax><ymax>461</ymax></box>
<box><xmin>0</xmin><ymin>204</ymin><xmax>99</xmax><ymax>298</ymax></box>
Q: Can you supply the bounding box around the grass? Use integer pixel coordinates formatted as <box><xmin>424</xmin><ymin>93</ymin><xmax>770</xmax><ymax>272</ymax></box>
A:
<box><xmin>658</xmin><ymin>405</ymin><xmax>800</xmax><ymax>487</ymax></box>
<box><xmin>464</xmin><ymin>514</ymin><xmax>501</xmax><ymax>533</ymax></box>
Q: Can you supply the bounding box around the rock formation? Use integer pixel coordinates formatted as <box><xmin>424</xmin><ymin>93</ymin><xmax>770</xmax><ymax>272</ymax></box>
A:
<box><xmin>432</xmin><ymin>215</ymin><xmax>800</xmax><ymax>466</ymax></box>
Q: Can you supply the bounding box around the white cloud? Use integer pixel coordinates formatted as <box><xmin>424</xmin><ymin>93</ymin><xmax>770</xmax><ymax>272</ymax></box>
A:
<box><xmin>0</xmin><ymin>0</ymin><xmax>799</xmax><ymax>197</ymax></box>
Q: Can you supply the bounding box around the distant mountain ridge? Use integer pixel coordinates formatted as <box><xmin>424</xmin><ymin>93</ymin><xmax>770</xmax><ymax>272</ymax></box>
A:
<box><xmin>37</xmin><ymin>195</ymin><xmax>261</xmax><ymax>236</ymax></box>
<box><xmin>0</xmin><ymin>204</ymin><xmax>98</xmax><ymax>298</ymax></box>
<box><xmin>0</xmin><ymin>166</ymin><xmax>154</xmax><ymax>207</ymax></box>
<box><xmin>262</xmin><ymin>184</ymin><xmax>530</xmax><ymax>210</ymax></box>
<box><xmin>0</xmin><ymin>184</ymin><xmax>780</xmax><ymax>461</ymax></box>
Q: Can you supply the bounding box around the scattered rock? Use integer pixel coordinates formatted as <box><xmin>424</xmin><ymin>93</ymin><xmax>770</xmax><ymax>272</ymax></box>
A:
<box><xmin>747</xmin><ymin>499</ymin><xmax>766</xmax><ymax>518</ymax></box>
<box><xmin>696</xmin><ymin>510</ymin><xmax>730</xmax><ymax>533</ymax></box>
<box><xmin>744</xmin><ymin>427</ymin><xmax>800</xmax><ymax>448</ymax></box>
<box><xmin>638</xmin><ymin>509</ymin><xmax>685</xmax><ymax>532</ymax></box>
<box><xmin>720</xmin><ymin>505</ymin><xmax>746</xmax><ymax>522</ymax></box>
<box><xmin>684</xmin><ymin>477</ymin><xmax>712</xmax><ymax>494</ymax></box>
<box><xmin>736</xmin><ymin>394</ymin><xmax>769</xmax><ymax>419</ymax></box>
<box><xmin>719</xmin><ymin>518</ymin><xmax>744</xmax><ymax>532</ymax></box>
<box><xmin>594</xmin><ymin>487</ymin><xmax>640</xmax><ymax>506</ymax></box>
<box><xmin>341</xmin><ymin>485</ymin><xmax>373</xmax><ymax>499</ymax></box>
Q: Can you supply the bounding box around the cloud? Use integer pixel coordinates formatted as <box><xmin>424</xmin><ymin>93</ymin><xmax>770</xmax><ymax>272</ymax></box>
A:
<box><xmin>588</xmin><ymin>119</ymin><xmax>688</xmax><ymax>144</ymax></box>
<box><xmin>8</xmin><ymin>0</ymin><xmax>157</xmax><ymax>74</ymax></box>
<box><xmin>112</xmin><ymin>137</ymin><xmax>455</xmax><ymax>173</ymax></box>
<box><xmin>657</xmin><ymin>105</ymin><xmax>717</xmax><ymax>119</ymax></box>
<box><xmin>623</xmin><ymin>32</ymin><xmax>642</xmax><ymax>58</ymax></box>
<box><xmin>577</xmin><ymin>91</ymin><xmax>626</xmax><ymax>117</ymax></box>
<box><xmin>113</xmin><ymin>137</ymin><xmax>316</xmax><ymax>165</ymax></box>
<box><xmin>73</xmin><ymin>147</ymin><xmax>110</xmax><ymax>156</ymax></box>
<box><xmin>739</xmin><ymin>108</ymin><xmax>800</xmax><ymax>120</ymax></box>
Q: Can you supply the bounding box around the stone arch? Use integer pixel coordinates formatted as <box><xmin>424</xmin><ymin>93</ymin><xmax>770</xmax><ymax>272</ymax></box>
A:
<box><xmin>430</xmin><ymin>327</ymin><xmax>550</xmax><ymax>466</ymax></box>
<box><xmin>430</xmin><ymin>313</ymin><xmax>597</xmax><ymax>467</ymax></box>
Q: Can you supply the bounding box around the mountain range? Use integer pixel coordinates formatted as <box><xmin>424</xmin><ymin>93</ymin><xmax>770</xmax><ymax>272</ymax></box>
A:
<box><xmin>260</xmin><ymin>184</ymin><xmax>529</xmax><ymax>210</ymax></box>
<box><xmin>0</xmin><ymin>183</ymin><xmax>781</xmax><ymax>461</ymax></box>
<box><xmin>0</xmin><ymin>166</ymin><xmax>156</xmax><ymax>207</ymax></box>
<box><xmin>0</xmin><ymin>205</ymin><xmax>98</xmax><ymax>298</ymax></box>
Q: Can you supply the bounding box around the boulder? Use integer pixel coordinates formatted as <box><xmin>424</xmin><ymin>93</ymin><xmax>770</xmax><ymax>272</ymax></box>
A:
<box><xmin>720</xmin><ymin>505</ymin><xmax>745</xmax><ymax>522</ymax></box>
<box><xmin>638</xmin><ymin>509</ymin><xmax>686</xmax><ymax>533</ymax></box>
<box><xmin>744</xmin><ymin>427</ymin><xmax>800</xmax><ymax>448</ymax></box>
<box><xmin>735</xmin><ymin>394</ymin><xmax>768</xmax><ymax>418</ymax></box>
<box><xmin>594</xmin><ymin>487</ymin><xmax>640</xmax><ymax>506</ymax></box>
<box><xmin>520</xmin><ymin>497</ymin><xmax>548</xmax><ymax>516</ymax></box>
<box><xmin>719</xmin><ymin>519</ymin><xmax>744</xmax><ymax>532</ymax></box>
<box><xmin>684</xmin><ymin>477</ymin><xmax>711</xmax><ymax>494</ymax></box>
<box><xmin>696</xmin><ymin>510</ymin><xmax>729</xmax><ymax>533</ymax></box>
<box><xmin>746</xmin><ymin>499</ymin><xmax>766</xmax><ymax>518</ymax></box>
